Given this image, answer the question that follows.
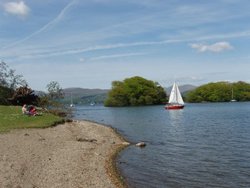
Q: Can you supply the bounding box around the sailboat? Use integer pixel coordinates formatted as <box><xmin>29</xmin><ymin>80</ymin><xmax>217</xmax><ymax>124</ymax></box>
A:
<box><xmin>165</xmin><ymin>82</ymin><xmax>185</xmax><ymax>110</ymax></box>
<box><xmin>70</xmin><ymin>93</ymin><xmax>74</xmax><ymax>107</ymax></box>
<box><xmin>231</xmin><ymin>88</ymin><xmax>237</xmax><ymax>102</ymax></box>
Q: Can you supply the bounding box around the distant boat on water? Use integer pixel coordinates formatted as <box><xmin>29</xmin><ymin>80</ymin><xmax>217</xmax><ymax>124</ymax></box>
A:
<box><xmin>70</xmin><ymin>93</ymin><xmax>75</xmax><ymax>107</ymax></box>
<box><xmin>231</xmin><ymin>88</ymin><xmax>237</xmax><ymax>102</ymax></box>
<box><xmin>165</xmin><ymin>82</ymin><xmax>185</xmax><ymax>110</ymax></box>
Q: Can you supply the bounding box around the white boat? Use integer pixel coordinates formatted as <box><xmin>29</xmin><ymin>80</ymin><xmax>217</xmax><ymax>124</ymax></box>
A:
<box><xmin>165</xmin><ymin>82</ymin><xmax>184</xmax><ymax>110</ymax></box>
<box><xmin>70</xmin><ymin>93</ymin><xmax>74</xmax><ymax>107</ymax></box>
<box><xmin>231</xmin><ymin>88</ymin><xmax>237</xmax><ymax>102</ymax></box>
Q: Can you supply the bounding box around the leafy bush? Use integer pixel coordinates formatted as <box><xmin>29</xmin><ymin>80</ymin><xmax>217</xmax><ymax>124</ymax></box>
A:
<box><xmin>105</xmin><ymin>76</ymin><xmax>167</xmax><ymax>107</ymax></box>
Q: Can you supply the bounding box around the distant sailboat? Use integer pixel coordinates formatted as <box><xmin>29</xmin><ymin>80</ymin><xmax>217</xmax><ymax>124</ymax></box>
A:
<box><xmin>70</xmin><ymin>93</ymin><xmax>74</xmax><ymax>107</ymax></box>
<box><xmin>90</xmin><ymin>102</ymin><xmax>95</xmax><ymax>106</ymax></box>
<box><xmin>165</xmin><ymin>82</ymin><xmax>185</xmax><ymax>110</ymax></box>
<box><xmin>231</xmin><ymin>88</ymin><xmax>237</xmax><ymax>102</ymax></box>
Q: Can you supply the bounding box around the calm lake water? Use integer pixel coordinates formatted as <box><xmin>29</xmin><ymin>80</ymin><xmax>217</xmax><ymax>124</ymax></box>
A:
<box><xmin>74</xmin><ymin>102</ymin><xmax>250</xmax><ymax>188</ymax></box>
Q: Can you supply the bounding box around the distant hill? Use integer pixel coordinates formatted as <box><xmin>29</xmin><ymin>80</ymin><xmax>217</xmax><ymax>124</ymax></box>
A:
<box><xmin>62</xmin><ymin>88</ymin><xmax>109</xmax><ymax>105</ymax></box>
<box><xmin>63</xmin><ymin>88</ymin><xmax>109</xmax><ymax>97</ymax></box>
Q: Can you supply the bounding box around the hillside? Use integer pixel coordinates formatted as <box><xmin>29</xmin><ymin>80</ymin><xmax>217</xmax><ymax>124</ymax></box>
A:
<box><xmin>63</xmin><ymin>88</ymin><xmax>109</xmax><ymax>97</ymax></box>
<box><xmin>62</xmin><ymin>88</ymin><xmax>109</xmax><ymax>105</ymax></box>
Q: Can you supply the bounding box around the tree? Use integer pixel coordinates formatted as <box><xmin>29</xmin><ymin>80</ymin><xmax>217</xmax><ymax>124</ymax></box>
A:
<box><xmin>46</xmin><ymin>81</ymin><xmax>64</xmax><ymax>101</ymax></box>
<box><xmin>40</xmin><ymin>81</ymin><xmax>67</xmax><ymax>116</ymax></box>
<box><xmin>0</xmin><ymin>61</ymin><xmax>28</xmax><ymax>105</ymax></box>
<box><xmin>8</xmin><ymin>86</ymin><xmax>39</xmax><ymax>106</ymax></box>
<box><xmin>0</xmin><ymin>61</ymin><xmax>27</xmax><ymax>89</ymax></box>
<box><xmin>105</xmin><ymin>76</ymin><xmax>167</xmax><ymax>107</ymax></box>
<box><xmin>38</xmin><ymin>81</ymin><xmax>64</xmax><ymax>108</ymax></box>
<box><xmin>0</xmin><ymin>85</ymin><xmax>13</xmax><ymax>105</ymax></box>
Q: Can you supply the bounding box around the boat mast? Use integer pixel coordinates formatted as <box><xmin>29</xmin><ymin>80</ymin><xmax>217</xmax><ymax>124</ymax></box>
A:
<box><xmin>231</xmin><ymin>88</ymin><xmax>234</xmax><ymax>100</ymax></box>
<box><xmin>175</xmin><ymin>82</ymin><xmax>178</xmax><ymax>104</ymax></box>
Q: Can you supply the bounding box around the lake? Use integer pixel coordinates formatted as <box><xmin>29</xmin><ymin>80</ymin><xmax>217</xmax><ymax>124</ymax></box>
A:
<box><xmin>74</xmin><ymin>102</ymin><xmax>250</xmax><ymax>188</ymax></box>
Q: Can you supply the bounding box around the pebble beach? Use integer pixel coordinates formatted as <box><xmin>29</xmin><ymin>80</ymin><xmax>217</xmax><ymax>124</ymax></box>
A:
<box><xmin>0</xmin><ymin>120</ymin><xmax>129</xmax><ymax>188</ymax></box>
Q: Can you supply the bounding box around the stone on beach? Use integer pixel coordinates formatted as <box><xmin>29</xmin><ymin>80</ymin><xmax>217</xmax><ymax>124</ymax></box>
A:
<box><xmin>135</xmin><ymin>142</ymin><xmax>146</xmax><ymax>147</ymax></box>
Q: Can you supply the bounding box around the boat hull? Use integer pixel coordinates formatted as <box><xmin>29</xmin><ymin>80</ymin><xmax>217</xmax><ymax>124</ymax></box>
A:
<box><xmin>165</xmin><ymin>104</ymin><xmax>184</xmax><ymax>110</ymax></box>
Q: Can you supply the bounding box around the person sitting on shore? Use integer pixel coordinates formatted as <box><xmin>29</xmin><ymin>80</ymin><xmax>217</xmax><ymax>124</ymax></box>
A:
<box><xmin>22</xmin><ymin>104</ymin><xmax>29</xmax><ymax>115</ymax></box>
<box><xmin>22</xmin><ymin>104</ymin><xmax>38</xmax><ymax>116</ymax></box>
<box><xmin>29</xmin><ymin>105</ymin><xmax>37</xmax><ymax>116</ymax></box>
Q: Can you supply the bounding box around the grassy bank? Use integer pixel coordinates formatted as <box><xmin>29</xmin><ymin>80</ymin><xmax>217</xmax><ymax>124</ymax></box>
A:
<box><xmin>0</xmin><ymin>105</ymin><xmax>64</xmax><ymax>133</ymax></box>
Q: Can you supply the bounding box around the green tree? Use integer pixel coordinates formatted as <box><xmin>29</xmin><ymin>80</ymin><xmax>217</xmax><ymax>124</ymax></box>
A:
<box><xmin>105</xmin><ymin>76</ymin><xmax>167</xmax><ymax>107</ymax></box>
<box><xmin>0</xmin><ymin>61</ymin><xmax>28</xmax><ymax>105</ymax></box>
<box><xmin>233</xmin><ymin>81</ymin><xmax>250</xmax><ymax>101</ymax></box>
<box><xmin>8</xmin><ymin>86</ymin><xmax>39</xmax><ymax>106</ymax></box>
<box><xmin>0</xmin><ymin>85</ymin><xmax>13</xmax><ymax>105</ymax></box>
<box><xmin>38</xmin><ymin>81</ymin><xmax>64</xmax><ymax>108</ymax></box>
<box><xmin>46</xmin><ymin>81</ymin><xmax>64</xmax><ymax>101</ymax></box>
<box><xmin>40</xmin><ymin>81</ymin><xmax>67</xmax><ymax>116</ymax></box>
<box><xmin>186</xmin><ymin>81</ymin><xmax>250</xmax><ymax>102</ymax></box>
<box><xmin>0</xmin><ymin>61</ymin><xmax>27</xmax><ymax>89</ymax></box>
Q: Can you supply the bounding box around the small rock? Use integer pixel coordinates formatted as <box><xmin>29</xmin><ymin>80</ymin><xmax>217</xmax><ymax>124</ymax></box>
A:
<box><xmin>136</xmin><ymin>142</ymin><xmax>146</xmax><ymax>147</ymax></box>
<box><xmin>119</xmin><ymin>161</ymin><xmax>127</xmax><ymax>164</ymax></box>
<box><xmin>122</xmin><ymin>142</ymin><xmax>130</xmax><ymax>145</ymax></box>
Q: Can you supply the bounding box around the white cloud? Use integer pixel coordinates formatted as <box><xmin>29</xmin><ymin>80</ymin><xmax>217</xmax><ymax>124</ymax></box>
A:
<box><xmin>2</xmin><ymin>0</ymin><xmax>76</xmax><ymax>50</ymax></box>
<box><xmin>190</xmin><ymin>41</ymin><xmax>233</xmax><ymax>52</ymax></box>
<box><xmin>4</xmin><ymin>1</ymin><xmax>30</xmax><ymax>17</ymax></box>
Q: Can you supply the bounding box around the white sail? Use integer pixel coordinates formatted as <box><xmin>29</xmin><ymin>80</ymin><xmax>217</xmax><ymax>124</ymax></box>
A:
<box><xmin>168</xmin><ymin>82</ymin><xmax>184</xmax><ymax>105</ymax></box>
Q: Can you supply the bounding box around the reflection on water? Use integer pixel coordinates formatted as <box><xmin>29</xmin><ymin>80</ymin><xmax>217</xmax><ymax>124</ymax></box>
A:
<box><xmin>168</xmin><ymin>109</ymin><xmax>184</xmax><ymax>127</ymax></box>
<box><xmin>74</xmin><ymin>103</ymin><xmax>250</xmax><ymax>188</ymax></box>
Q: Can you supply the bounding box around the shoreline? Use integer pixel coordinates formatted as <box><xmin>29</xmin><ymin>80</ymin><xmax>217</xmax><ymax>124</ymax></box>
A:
<box><xmin>0</xmin><ymin>120</ymin><xmax>130</xmax><ymax>188</ymax></box>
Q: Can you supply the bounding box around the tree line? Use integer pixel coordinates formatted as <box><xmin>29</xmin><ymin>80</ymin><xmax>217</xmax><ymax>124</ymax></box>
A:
<box><xmin>186</xmin><ymin>81</ymin><xmax>250</xmax><ymax>102</ymax></box>
<box><xmin>105</xmin><ymin>78</ymin><xmax>250</xmax><ymax>106</ymax></box>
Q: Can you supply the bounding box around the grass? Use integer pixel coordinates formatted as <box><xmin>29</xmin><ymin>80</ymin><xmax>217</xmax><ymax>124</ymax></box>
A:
<box><xmin>0</xmin><ymin>105</ymin><xmax>64</xmax><ymax>133</ymax></box>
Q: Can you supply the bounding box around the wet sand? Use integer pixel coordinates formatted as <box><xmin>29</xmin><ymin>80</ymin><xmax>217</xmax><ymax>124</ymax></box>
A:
<box><xmin>0</xmin><ymin>120</ymin><xmax>129</xmax><ymax>188</ymax></box>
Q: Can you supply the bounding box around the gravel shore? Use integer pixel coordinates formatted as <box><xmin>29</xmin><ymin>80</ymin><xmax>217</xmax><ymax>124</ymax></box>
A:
<box><xmin>0</xmin><ymin>120</ymin><xmax>129</xmax><ymax>188</ymax></box>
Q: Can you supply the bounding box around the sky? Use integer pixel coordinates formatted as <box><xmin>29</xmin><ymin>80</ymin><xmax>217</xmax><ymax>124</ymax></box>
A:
<box><xmin>1</xmin><ymin>0</ymin><xmax>250</xmax><ymax>91</ymax></box>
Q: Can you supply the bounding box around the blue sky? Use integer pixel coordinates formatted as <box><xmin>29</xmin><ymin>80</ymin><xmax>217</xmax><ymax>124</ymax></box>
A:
<box><xmin>1</xmin><ymin>0</ymin><xmax>250</xmax><ymax>91</ymax></box>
